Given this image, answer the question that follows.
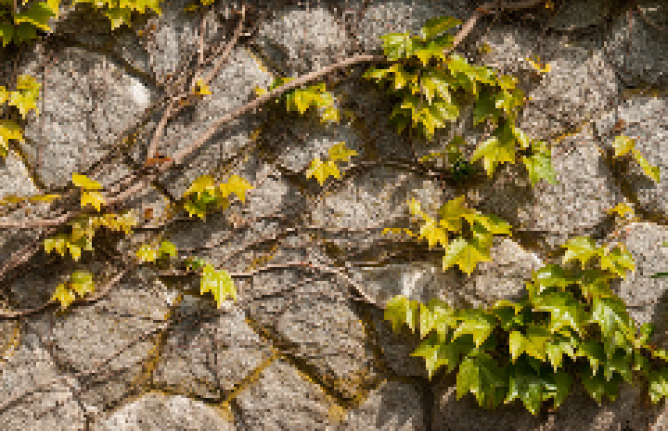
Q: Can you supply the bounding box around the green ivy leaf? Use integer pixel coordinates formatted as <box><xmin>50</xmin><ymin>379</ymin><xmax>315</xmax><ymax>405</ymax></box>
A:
<box><xmin>522</xmin><ymin>150</ymin><xmax>557</xmax><ymax>186</ymax></box>
<box><xmin>470</xmin><ymin>134</ymin><xmax>516</xmax><ymax>178</ymax></box>
<box><xmin>411</xmin><ymin>333</ymin><xmax>449</xmax><ymax>379</ymax></box>
<box><xmin>451</xmin><ymin>309</ymin><xmax>497</xmax><ymax>348</ymax></box>
<box><xmin>599</xmin><ymin>244</ymin><xmax>635</xmax><ymax>280</ymax></box>
<box><xmin>532</xmin><ymin>291</ymin><xmax>587</xmax><ymax>337</ymax></box>
<box><xmin>509</xmin><ymin>324</ymin><xmax>551</xmax><ymax>363</ymax></box>
<box><xmin>13</xmin><ymin>1</ymin><xmax>56</xmax><ymax>33</ymax></box>
<box><xmin>505</xmin><ymin>356</ymin><xmax>570</xmax><ymax>415</ymax></box>
<box><xmin>437</xmin><ymin>195</ymin><xmax>477</xmax><ymax>233</ymax></box>
<box><xmin>418</xmin><ymin>298</ymin><xmax>455</xmax><ymax>340</ymax></box>
<box><xmin>379</xmin><ymin>32</ymin><xmax>415</xmax><ymax>61</ymax></box>
<box><xmin>442</xmin><ymin>236</ymin><xmax>491</xmax><ymax>275</ymax></box>
<box><xmin>591</xmin><ymin>296</ymin><xmax>635</xmax><ymax>348</ymax></box>
<box><xmin>580</xmin><ymin>362</ymin><xmax>622</xmax><ymax>404</ymax></box>
<box><xmin>576</xmin><ymin>269</ymin><xmax>614</xmax><ymax>301</ymax></box>
<box><xmin>158</xmin><ymin>241</ymin><xmax>177</xmax><ymax>258</ymax></box>
<box><xmin>412</xmin><ymin>39</ymin><xmax>449</xmax><ymax>66</ymax></box>
<box><xmin>531</xmin><ymin>264</ymin><xmax>577</xmax><ymax>294</ymax></box>
<box><xmin>545</xmin><ymin>332</ymin><xmax>578</xmax><ymax>372</ymax></box>
<box><xmin>577</xmin><ymin>339</ymin><xmax>605</xmax><ymax>376</ymax></box>
<box><xmin>421</xmin><ymin>69</ymin><xmax>452</xmax><ymax>105</ymax></box>
<box><xmin>561</xmin><ymin>236</ymin><xmax>602</xmax><ymax>270</ymax></box>
<box><xmin>385</xmin><ymin>295</ymin><xmax>420</xmax><ymax>334</ymax></box>
<box><xmin>473</xmin><ymin>88</ymin><xmax>501</xmax><ymax>126</ymax></box>
<box><xmin>457</xmin><ymin>351</ymin><xmax>508</xmax><ymax>410</ymax></box>
<box><xmin>648</xmin><ymin>367</ymin><xmax>668</xmax><ymax>403</ymax></box>
<box><xmin>69</xmin><ymin>270</ymin><xmax>95</xmax><ymax>298</ymax></box>
<box><xmin>200</xmin><ymin>263</ymin><xmax>236</xmax><ymax>308</ymax></box>
<box><xmin>603</xmin><ymin>350</ymin><xmax>633</xmax><ymax>384</ymax></box>
<box><xmin>419</xmin><ymin>16</ymin><xmax>461</xmax><ymax>42</ymax></box>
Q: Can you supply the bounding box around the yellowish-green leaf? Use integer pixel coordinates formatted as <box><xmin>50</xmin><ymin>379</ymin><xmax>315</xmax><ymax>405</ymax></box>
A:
<box><xmin>194</xmin><ymin>77</ymin><xmax>211</xmax><ymax>96</ymax></box>
<box><xmin>72</xmin><ymin>173</ymin><xmax>102</xmax><ymax>190</ymax></box>
<box><xmin>69</xmin><ymin>270</ymin><xmax>95</xmax><ymax>297</ymax></box>
<box><xmin>185</xmin><ymin>175</ymin><xmax>217</xmax><ymax>199</ymax></box>
<box><xmin>606</xmin><ymin>203</ymin><xmax>634</xmax><ymax>218</ymax></box>
<box><xmin>44</xmin><ymin>234</ymin><xmax>68</xmax><ymax>257</ymax></box>
<box><xmin>305</xmin><ymin>158</ymin><xmax>340</xmax><ymax>186</ymax></box>
<box><xmin>0</xmin><ymin>119</ymin><xmax>25</xmax><ymax>143</ymax></box>
<box><xmin>631</xmin><ymin>149</ymin><xmax>660</xmax><ymax>183</ymax></box>
<box><xmin>328</xmin><ymin>142</ymin><xmax>357</xmax><ymax>163</ymax></box>
<box><xmin>136</xmin><ymin>244</ymin><xmax>158</xmax><ymax>263</ymax></box>
<box><xmin>612</xmin><ymin>135</ymin><xmax>635</xmax><ymax>158</ymax></box>
<box><xmin>51</xmin><ymin>283</ymin><xmax>76</xmax><ymax>310</ymax></box>
<box><xmin>66</xmin><ymin>242</ymin><xmax>82</xmax><ymax>261</ymax></box>
<box><xmin>471</xmin><ymin>136</ymin><xmax>516</xmax><ymax>178</ymax></box>
<box><xmin>80</xmin><ymin>191</ymin><xmax>105</xmax><ymax>212</ymax></box>
<box><xmin>219</xmin><ymin>175</ymin><xmax>254</xmax><ymax>203</ymax></box>
<box><xmin>158</xmin><ymin>241</ymin><xmax>177</xmax><ymax>258</ymax></box>
<box><xmin>201</xmin><ymin>263</ymin><xmax>237</xmax><ymax>308</ymax></box>
<box><xmin>418</xmin><ymin>215</ymin><xmax>449</xmax><ymax>249</ymax></box>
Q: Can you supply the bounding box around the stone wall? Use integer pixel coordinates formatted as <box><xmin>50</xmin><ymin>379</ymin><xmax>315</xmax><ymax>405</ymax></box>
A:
<box><xmin>0</xmin><ymin>0</ymin><xmax>667</xmax><ymax>429</ymax></box>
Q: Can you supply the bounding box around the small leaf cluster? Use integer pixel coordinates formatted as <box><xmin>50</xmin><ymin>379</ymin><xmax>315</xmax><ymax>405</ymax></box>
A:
<box><xmin>51</xmin><ymin>270</ymin><xmax>95</xmax><ymax>310</ymax></box>
<box><xmin>182</xmin><ymin>174</ymin><xmax>254</xmax><ymax>220</ymax></box>
<box><xmin>305</xmin><ymin>142</ymin><xmax>358</xmax><ymax>186</ymax></box>
<box><xmin>135</xmin><ymin>240</ymin><xmax>177</xmax><ymax>263</ymax></box>
<box><xmin>406</xmin><ymin>195</ymin><xmax>513</xmax><ymax>275</ymax></box>
<box><xmin>70</xmin><ymin>0</ymin><xmax>163</xmax><ymax>31</ymax></box>
<box><xmin>254</xmin><ymin>76</ymin><xmax>340</xmax><ymax>124</ymax></box>
<box><xmin>612</xmin><ymin>135</ymin><xmax>661</xmax><ymax>183</ymax></box>
<box><xmin>44</xmin><ymin>174</ymin><xmax>137</xmax><ymax>261</ymax></box>
<box><xmin>385</xmin><ymin>235</ymin><xmax>668</xmax><ymax>414</ymax></box>
<box><xmin>0</xmin><ymin>74</ymin><xmax>41</xmax><ymax>158</ymax></box>
<box><xmin>0</xmin><ymin>0</ymin><xmax>59</xmax><ymax>47</ymax></box>
<box><xmin>362</xmin><ymin>16</ymin><xmax>559</xmax><ymax>185</ymax></box>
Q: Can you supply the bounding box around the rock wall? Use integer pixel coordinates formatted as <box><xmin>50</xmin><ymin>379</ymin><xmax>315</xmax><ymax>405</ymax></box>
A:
<box><xmin>0</xmin><ymin>0</ymin><xmax>667</xmax><ymax>429</ymax></box>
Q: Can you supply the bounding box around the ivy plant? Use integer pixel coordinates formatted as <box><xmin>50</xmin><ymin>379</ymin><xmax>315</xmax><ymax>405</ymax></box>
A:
<box><xmin>385</xmin><ymin>236</ymin><xmax>668</xmax><ymax>413</ymax></box>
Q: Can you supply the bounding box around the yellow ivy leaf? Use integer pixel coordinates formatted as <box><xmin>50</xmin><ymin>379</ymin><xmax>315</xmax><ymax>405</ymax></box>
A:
<box><xmin>320</xmin><ymin>106</ymin><xmax>341</xmax><ymax>123</ymax></box>
<box><xmin>72</xmin><ymin>173</ymin><xmax>102</xmax><ymax>190</ymax></box>
<box><xmin>612</xmin><ymin>135</ymin><xmax>635</xmax><ymax>158</ymax></box>
<box><xmin>219</xmin><ymin>175</ymin><xmax>254</xmax><ymax>203</ymax></box>
<box><xmin>606</xmin><ymin>203</ymin><xmax>634</xmax><ymax>218</ymax></box>
<box><xmin>185</xmin><ymin>175</ymin><xmax>217</xmax><ymax>199</ymax></box>
<box><xmin>254</xmin><ymin>86</ymin><xmax>268</xmax><ymax>97</ymax></box>
<box><xmin>114</xmin><ymin>211</ymin><xmax>138</xmax><ymax>235</ymax></box>
<box><xmin>418</xmin><ymin>215</ymin><xmax>449</xmax><ymax>249</ymax></box>
<box><xmin>631</xmin><ymin>149</ymin><xmax>661</xmax><ymax>184</ymax></box>
<box><xmin>67</xmin><ymin>242</ymin><xmax>82</xmax><ymax>261</ymax></box>
<box><xmin>80</xmin><ymin>191</ymin><xmax>105</xmax><ymax>212</ymax></box>
<box><xmin>0</xmin><ymin>119</ymin><xmax>25</xmax><ymax>143</ymax></box>
<box><xmin>194</xmin><ymin>77</ymin><xmax>211</xmax><ymax>96</ymax></box>
<box><xmin>51</xmin><ymin>283</ymin><xmax>76</xmax><ymax>310</ymax></box>
<box><xmin>28</xmin><ymin>193</ymin><xmax>61</xmax><ymax>203</ymax></box>
<box><xmin>44</xmin><ymin>234</ymin><xmax>68</xmax><ymax>257</ymax></box>
<box><xmin>525</xmin><ymin>57</ymin><xmax>551</xmax><ymax>74</ymax></box>
<box><xmin>69</xmin><ymin>270</ymin><xmax>95</xmax><ymax>297</ymax></box>
<box><xmin>328</xmin><ymin>142</ymin><xmax>358</xmax><ymax>163</ymax></box>
<box><xmin>305</xmin><ymin>158</ymin><xmax>340</xmax><ymax>186</ymax></box>
<box><xmin>9</xmin><ymin>90</ymin><xmax>39</xmax><ymax>119</ymax></box>
<box><xmin>136</xmin><ymin>244</ymin><xmax>158</xmax><ymax>263</ymax></box>
<box><xmin>201</xmin><ymin>263</ymin><xmax>237</xmax><ymax>308</ymax></box>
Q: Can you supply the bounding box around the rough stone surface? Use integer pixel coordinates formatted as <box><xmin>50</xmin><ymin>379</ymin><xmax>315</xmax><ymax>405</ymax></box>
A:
<box><xmin>0</xmin><ymin>0</ymin><xmax>667</xmax><ymax>430</ymax></box>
